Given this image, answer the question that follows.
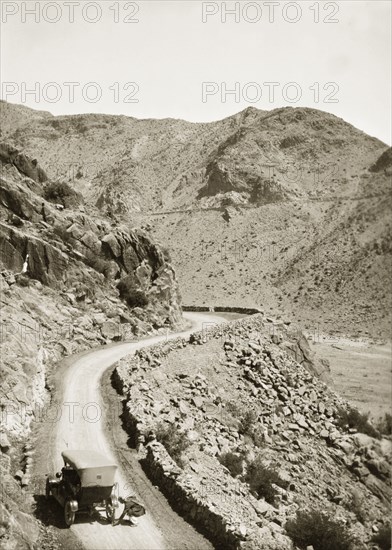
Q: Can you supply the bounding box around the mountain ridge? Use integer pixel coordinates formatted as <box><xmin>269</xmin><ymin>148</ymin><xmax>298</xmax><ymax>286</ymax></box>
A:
<box><xmin>1</xmin><ymin>100</ymin><xmax>391</xmax><ymax>338</ymax></box>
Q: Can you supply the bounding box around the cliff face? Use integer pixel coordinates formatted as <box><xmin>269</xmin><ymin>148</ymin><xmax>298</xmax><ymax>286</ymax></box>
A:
<box><xmin>0</xmin><ymin>142</ymin><xmax>182</xmax><ymax>319</ymax></box>
<box><xmin>0</xmin><ymin>143</ymin><xmax>182</xmax><ymax>549</ymax></box>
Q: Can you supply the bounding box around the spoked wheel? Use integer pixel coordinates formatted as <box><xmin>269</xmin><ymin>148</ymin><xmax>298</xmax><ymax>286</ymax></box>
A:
<box><xmin>105</xmin><ymin>499</ymin><xmax>115</xmax><ymax>522</ymax></box>
<box><xmin>64</xmin><ymin>500</ymin><xmax>76</xmax><ymax>527</ymax></box>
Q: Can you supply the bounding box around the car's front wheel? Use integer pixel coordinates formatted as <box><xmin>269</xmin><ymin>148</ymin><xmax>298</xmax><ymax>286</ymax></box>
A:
<box><xmin>105</xmin><ymin>500</ymin><xmax>115</xmax><ymax>522</ymax></box>
<box><xmin>64</xmin><ymin>500</ymin><xmax>76</xmax><ymax>527</ymax></box>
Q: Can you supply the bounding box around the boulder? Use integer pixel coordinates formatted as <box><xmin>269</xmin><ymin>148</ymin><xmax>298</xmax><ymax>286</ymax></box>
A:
<box><xmin>66</xmin><ymin>223</ymin><xmax>84</xmax><ymax>240</ymax></box>
<box><xmin>192</xmin><ymin>396</ymin><xmax>204</xmax><ymax>409</ymax></box>
<box><xmin>101</xmin><ymin>321</ymin><xmax>121</xmax><ymax>340</ymax></box>
<box><xmin>0</xmin><ymin>432</ymin><xmax>11</xmax><ymax>453</ymax></box>
<box><xmin>179</xmin><ymin>400</ymin><xmax>190</xmax><ymax>415</ymax></box>
<box><xmin>136</xmin><ymin>260</ymin><xmax>152</xmax><ymax>291</ymax></box>
<box><xmin>352</xmin><ymin>433</ymin><xmax>374</xmax><ymax>448</ymax></box>
<box><xmin>92</xmin><ymin>312</ymin><xmax>106</xmax><ymax>326</ymax></box>
<box><xmin>366</xmin><ymin>458</ymin><xmax>390</xmax><ymax>480</ymax></box>
<box><xmin>26</xmin><ymin>235</ymin><xmax>68</xmax><ymax>287</ymax></box>
<box><xmin>123</xmin><ymin>244</ymin><xmax>140</xmax><ymax>272</ymax></box>
<box><xmin>102</xmin><ymin>233</ymin><xmax>121</xmax><ymax>258</ymax></box>
<box><xmin>253</xmin><ymin>499</ymin><xmax>274</xmax><ymax>517</ymax></box>
<box><xmin>81</xmin><ymin>230</ymin><xmax>101</xmax><ymax>253</ymax></box>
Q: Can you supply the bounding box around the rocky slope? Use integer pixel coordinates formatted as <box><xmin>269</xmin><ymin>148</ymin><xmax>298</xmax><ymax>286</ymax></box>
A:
<box><xmin>1</xmin><ymin>100</ymin><xmax>390</xmax><ymax>338</ymax></box>
<box><xmin>114</xmin><ymin>314</ymin><xmax>391</xmax><ymax>550</ymax></box>
<box><xmin>1</xmin><ymin>100</ymin><xmax>391</xmax><ymax>548</ymax></box>
<box><xmin>0</xmin><ymin>143</ymin><xmax>182</xmax><ymax>549</ymax></box>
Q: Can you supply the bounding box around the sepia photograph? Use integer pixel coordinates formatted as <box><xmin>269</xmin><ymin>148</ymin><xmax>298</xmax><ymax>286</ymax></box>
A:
<box><xmin>0</xmin><ymin>1</ymin><xmax>391</xmax><ymax>549</ymax></box>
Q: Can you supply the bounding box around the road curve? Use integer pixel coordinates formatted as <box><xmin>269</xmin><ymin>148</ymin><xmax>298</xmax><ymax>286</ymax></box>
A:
<box><xmin>52</xmin><ymin>311</ymin><xmax>228</xmax><ymax>550</ymax></box>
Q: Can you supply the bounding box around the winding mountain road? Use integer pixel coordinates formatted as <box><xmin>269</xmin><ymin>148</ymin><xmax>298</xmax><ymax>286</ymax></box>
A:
<box><xmin>50</xmin><ymin>311</ymin><xmax>227</xmax><ymax>550</ymax></box>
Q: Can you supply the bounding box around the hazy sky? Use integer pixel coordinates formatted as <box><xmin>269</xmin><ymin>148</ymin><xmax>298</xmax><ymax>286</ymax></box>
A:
<box><xmin>1</xmin><ymin>1</ymin><xmax>391</xmax><ymax>143</ymax></box>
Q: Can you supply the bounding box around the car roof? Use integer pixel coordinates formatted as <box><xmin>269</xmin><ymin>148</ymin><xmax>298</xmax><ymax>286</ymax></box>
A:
<box><xmin>61</xmin><ymin>450</ymin><xmax>117</xmax><ymax>470</ymax></box>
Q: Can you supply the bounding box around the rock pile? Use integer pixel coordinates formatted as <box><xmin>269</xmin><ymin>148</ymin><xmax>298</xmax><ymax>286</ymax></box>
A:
<box><xmin>115</xmin><ymin>315</ymin><xmax>391</xmax><ymax>549</ymax></box>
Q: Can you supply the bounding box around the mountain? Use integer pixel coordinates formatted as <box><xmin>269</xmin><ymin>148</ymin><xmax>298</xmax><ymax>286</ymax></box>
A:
<box><xmin>0</xmin><ymin>100</ymin><xmax>391</xmax><ymax>548</ymax></box>
<box><xmin>1</xmin><ymin>100</ymin><xmax>391</xmax><ymax>338</ymax></box>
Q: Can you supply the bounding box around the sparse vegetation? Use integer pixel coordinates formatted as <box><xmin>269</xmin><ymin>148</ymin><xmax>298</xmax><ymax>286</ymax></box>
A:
<box><xmin>74</xmin><ymin>120</ymin><xmax>89</xmax><ymax>134</ymax></box>
<box><xmin>15</xmin><ymin>274</ymin><xmax>30</xmax><ymax>287</ymax></box>
<box><xmin>376</xmin><ymin>413</ymin><xmax>392</xmax><ymax>436</ymax></box>
<box><xmin>238</xmin><ymin>410</ymin><xmax>264</xmax><ymax>446</ymax></box>
<box><xmin>44</xmin><ymin>181</ymin><xmax>82</xmax><ymax>208</ymax></box>
<box><xmin>117</xmin><ymin>276</ymin><xmax>149</xmax><ymax>308</ymax></box>
<box><xmin>245</xmin><ymin>457</ymin><xmax>286</xmax><ymax>504</ymax></box>
<box><xmin>285</xmin><ymin>509</ymin><xmax>356</xmax><ymax>550</ymax></box>
<box><xmin>49</xmin><ymin>119</ymin><xmax>61</xmax><ymax>130</ymax></box>
<box><xmin>280</xmin><ymin>134</ymin><xmax>305</xmax><ymax>149</ymax></box>
<box><xmin>238</xmin><ymin>410</ymin><xmax>258</xmax><ymax>436</ymax></box>
<box><xmin>84</xmin><ymin>251</ymin><xmax>113</xmax><ymax>279</ymax></box>
<box><xmin>336</xmin><ymin>406</ymin><xmax>379</xmax><ymax>438</ymax></box>
<box><xmin>155</xmin><ymin>422</ymin><xmax>191</xmax><ymax>467</ymax></box>
<box><xmin>218</xmin><ymin>452</ymin><xmax>243</xmax><ymax>477</ymax></box>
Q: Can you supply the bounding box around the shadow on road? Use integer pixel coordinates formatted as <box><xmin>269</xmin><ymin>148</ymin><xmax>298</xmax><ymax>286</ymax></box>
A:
<box><xmin>33</xmin><ymin>494</ymin><xmax>65</xmax><ymax>528</ymax></box>
<box><xmin>33</xmin><ymin>495</ymin><xmax>112</xmax><ymax>528</ymax></box>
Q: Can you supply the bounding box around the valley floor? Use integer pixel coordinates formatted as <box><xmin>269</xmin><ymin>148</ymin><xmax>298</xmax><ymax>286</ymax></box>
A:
<box><xmin>309</xmin><ymin>337</ymin><xmax>391</xmax><ymax>420</ymax></box>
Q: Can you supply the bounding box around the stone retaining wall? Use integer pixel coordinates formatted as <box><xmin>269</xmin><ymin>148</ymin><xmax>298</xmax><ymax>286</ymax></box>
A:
<box><xmin>111</xmin><ymin>366</ymin><xmax>244</xmax><ymax>549</ymax></box>
<box><xmin>143</xmin><ymin>441</ymin><xmax>243</xmax><ymax>549</ymax></box>
<box><xmin>182</xmin><ymin>305</ymin><xmax>262</xmax><ymax>315</ymax></box>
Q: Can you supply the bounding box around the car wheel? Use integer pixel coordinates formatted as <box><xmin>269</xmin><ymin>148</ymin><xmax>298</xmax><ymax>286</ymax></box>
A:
<box><xmin>106</xmin><ymin>500</ymin><xmax>115</xmax><ymax>522</ymax></box>
<box><xmin>64</xmin><ymin>500</ymin><xmax>76</xmax><ymax>527</ymax></box>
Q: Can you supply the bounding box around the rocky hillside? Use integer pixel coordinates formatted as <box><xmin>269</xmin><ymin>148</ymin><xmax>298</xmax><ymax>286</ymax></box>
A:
<box><xmin>114</xmin><ymin>314</ymin><xmax>391</xmax><ymax>550</ymax></box>
<box><xmin>1</xmin><ymin>100</ymin><xmax>390</xmax><ymax>338</ymax></box>
<box><xmin>1</xmin><ymin>100</ymin><xmax>390</xmax><ymax>549</ymax></box>
<box><xmin>0</xmin><ymin>142</ymin><xmax>182</xmax><ymax>549</ymax></box>
<box><xmin>1</xmin><ymin>102</ymin><xmax>388</xmax><ymax>212</ymax></box>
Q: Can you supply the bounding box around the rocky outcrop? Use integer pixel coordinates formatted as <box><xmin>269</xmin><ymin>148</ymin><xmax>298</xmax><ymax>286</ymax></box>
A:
<box><xmin>0</xmin><ymin>142</ymin><xmax>47</xmax><ymax>183</ymax></box>
<box><xmin>0</xmin><ymin>178</ymin><xmax>42</xmax><ymax>222</ymax></box>
<box><xmin>90</xmin><ymin>227</ymin><xmax>182</xmax><ymax>325</ymax></box>
<box><xmin>0</xmin><ymin>153</ymin><xmax>182</xmax><ymax>323</ymax></box>
<box><xmin>0</xmin><ymin>223</ymin><xmax>69</xmax><ymax>287</ymax></box>
<box><xmin>200</xmin><ymin>161</ymin><xmax>238</xmax><ymax>196</ymax></box>
<box><xmin>369</xmin><ymin>147</ymin><xmax>392</xmax><ymax>173</ymax></box>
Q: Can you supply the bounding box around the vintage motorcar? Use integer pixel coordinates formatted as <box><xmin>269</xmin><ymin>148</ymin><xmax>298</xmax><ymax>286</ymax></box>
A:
<box><xmin>46</xmin><ymin>450</ymin><xmax>119</xmax><ymax>527</ymax></box>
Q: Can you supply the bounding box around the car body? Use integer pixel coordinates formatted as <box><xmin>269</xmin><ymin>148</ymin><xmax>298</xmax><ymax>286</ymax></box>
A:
<box><xmin>46</xmin><ymin>450</ymin><xmax>119</xmax><ymax>527</ymax></box>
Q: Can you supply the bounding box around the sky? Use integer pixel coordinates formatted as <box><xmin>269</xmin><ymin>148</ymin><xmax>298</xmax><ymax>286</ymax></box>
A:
<box><xmin>1</xmin><ymin>0</ymin><xmax>391</xmax><ymax>144</ymax></box>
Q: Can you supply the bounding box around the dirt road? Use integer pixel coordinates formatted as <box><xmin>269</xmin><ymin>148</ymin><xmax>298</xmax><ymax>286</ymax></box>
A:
<box><xmin>50</xmin><ymin>312</ymin><xmax>227</xmax><ymax>550</ymax></box>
